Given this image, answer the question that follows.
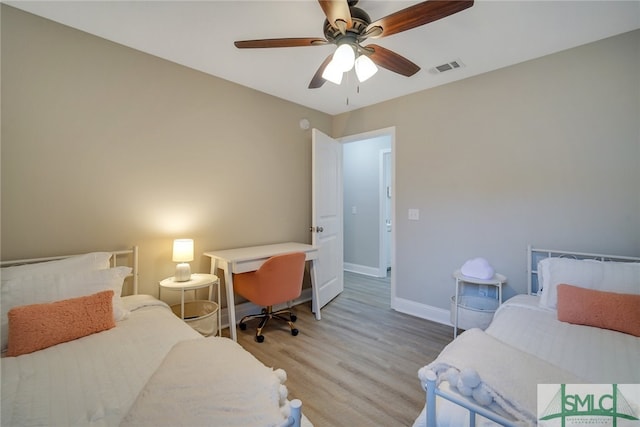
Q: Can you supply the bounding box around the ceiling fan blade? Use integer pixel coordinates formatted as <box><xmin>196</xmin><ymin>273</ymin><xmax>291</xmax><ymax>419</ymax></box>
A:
<box><xmin>366</xmin><ymin>44</ymin><xmax>420</xmax><ymax>77</ymax></box>
<box><xmin>318</xmin><ymin>0</ymin><xmax>352</xmax><ymax>32</ymax></box>
<box><xmin>308</xmin><ymin>54</ymin><xmax>334</xmax><ymax>89</ymax></box>
<box><xmin>234</xmin><ymin>38</ymin><xmax>327</xmax><ymax>49</ymax></box>
<box><xmin>365</xmin><ymin>0</ymin><xmax>474</xmax><ymax>39</ymax></box>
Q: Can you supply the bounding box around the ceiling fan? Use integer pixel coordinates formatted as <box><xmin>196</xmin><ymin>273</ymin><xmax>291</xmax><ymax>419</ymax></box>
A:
<box><xmin>234</xmin><ymin>0</ymin><xmax>474</xmax><ymax>89</ymax></box>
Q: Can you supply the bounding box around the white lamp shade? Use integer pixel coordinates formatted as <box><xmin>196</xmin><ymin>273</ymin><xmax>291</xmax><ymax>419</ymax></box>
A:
<box><xmin>333</xmin><ymin>44</ymin><xmax>355</xmax><ymax>72</ymax></box>
<box><xmin>322</xmin><ymin>60</ymin><xmax>344</xmax><ymax>85</ymax></box>
<box><xmin>355</xmin><ymin>55</ymin><xmax>378</xmax><ymax>82</ymax></box>
<box><xmin>172</xmin><ymin>239</ymin><xmax>194</xmax><ymax>262</ymax></box>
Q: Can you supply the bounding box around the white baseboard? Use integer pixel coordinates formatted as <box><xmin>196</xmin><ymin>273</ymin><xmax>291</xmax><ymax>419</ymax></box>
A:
<box><xmin>344</xmin><ymin>262</ymin><xmax>386</xmax><ymax>278</ymax></box>
<box><xmin>219</xmin><ymin>287</ymin><xmax>313</xmax><ymax>330</ymax></box>
<box><xmin>391</xmin><ymin>296</ymin><xmax>453</xmax><ymax>327</ymax></box>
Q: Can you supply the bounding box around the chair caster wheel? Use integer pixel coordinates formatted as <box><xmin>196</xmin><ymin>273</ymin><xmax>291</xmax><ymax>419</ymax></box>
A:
<box><xmin>256</xmin><ymin>335</ymin><xmax>265</xmax><ymax>343</ymax></box>
<box><xmin>291</xmin><ymin>328</ymin><xmax>299</xmax><ymax>336</ymax></box>
<box><xmin>239</xmin><ymin>322</ymin><xmax>247</xmax><ymax>331</ymax></box>
<box><xmin>290</xmin><ymin>314</ymin><xmax>297</xmax><ymax>322</ymax></box>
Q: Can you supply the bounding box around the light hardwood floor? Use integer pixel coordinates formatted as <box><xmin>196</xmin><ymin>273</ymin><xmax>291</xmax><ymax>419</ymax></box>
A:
<box><xmin>230</xmin><ymin>271</ymin><xmax>454</xmax><ymax>427</ymax></box>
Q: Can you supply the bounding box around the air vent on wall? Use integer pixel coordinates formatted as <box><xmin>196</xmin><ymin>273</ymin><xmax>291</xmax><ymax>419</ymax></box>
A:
<box><xmin>429</xmin><ymin>59</ymin><xmax>465</xmax><ymax>75</ymax></box>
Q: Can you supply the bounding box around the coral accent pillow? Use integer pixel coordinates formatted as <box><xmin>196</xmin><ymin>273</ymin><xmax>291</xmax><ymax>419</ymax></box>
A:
<box><xmin>6</xmin><ymin>290</ymin><xmax>116</xmax><ymax>357</ymax></box>
<box><xmin>1</xmin><ymin>266</ymin><xmax>131</xmax><ymax>353</ymax></box>
<box><xmin>556</xmin><ymin>284</ymin><xmax>640</xmax><ymax>337</ymax></box>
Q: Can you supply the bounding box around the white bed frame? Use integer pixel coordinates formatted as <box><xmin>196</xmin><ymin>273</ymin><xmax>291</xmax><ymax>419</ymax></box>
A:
<box><xmin>422</xmin><ymin>245</ymin><xmax>640</xmax><ymax>427</ymax></box>
<box><xmin>527</xmin><ymin>244</ymin><xmax>640</xmax><ymax>295</ymax></box>
<box><xmin>0</xmin><ymin>246</ymin><xmax>139</xmax><ymax>294</ymax></box>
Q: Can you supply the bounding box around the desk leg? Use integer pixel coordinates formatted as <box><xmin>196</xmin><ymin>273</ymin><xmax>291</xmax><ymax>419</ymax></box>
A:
<box><xmin>225</xmin><ymin>269</ymin><xmax>237</xmax><ymax>341</ymax></box>
<box><xmin>310</xmin><ymin>259</ymin><xmax>321</xmax><ymax>320</ymax></box>
<box><xmin>209</xmin><ymin>259</ymin><xmax>238</xmax><ymax>341</ymax></box>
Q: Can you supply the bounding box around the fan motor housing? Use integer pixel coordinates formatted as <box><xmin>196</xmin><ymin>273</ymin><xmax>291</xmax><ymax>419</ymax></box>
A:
<box><xmin>323</xmin><ymin>6</ymin><xmax>371</xmax><ymax>43</ymax></box>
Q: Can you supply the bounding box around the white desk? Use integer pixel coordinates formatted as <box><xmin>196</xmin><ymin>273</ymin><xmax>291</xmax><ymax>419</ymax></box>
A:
<box><xmin>204</xmin><ymin>242</ymin><xmax>320</xmax><ymax>341</ymax></box>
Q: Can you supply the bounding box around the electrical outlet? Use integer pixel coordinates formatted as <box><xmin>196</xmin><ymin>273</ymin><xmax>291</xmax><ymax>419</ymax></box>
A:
<box><xmin>478</xmin><ymin>285</ymin><xmax>488</xmax><ymax>297</ymax></box>
<box><xmin>408</xmin><ymin>208</ymin><xmax>420</xmax><ymax>220</ymax></box>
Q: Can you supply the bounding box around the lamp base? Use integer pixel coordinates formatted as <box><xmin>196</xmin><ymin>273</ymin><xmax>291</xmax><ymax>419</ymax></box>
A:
<box><xmin>174</xmin><ymin>263</ymin><xmax>192</xmax><ymax>282</ymax></box>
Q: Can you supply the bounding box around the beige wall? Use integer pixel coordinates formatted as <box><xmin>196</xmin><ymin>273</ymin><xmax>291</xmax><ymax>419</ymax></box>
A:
<box><xmin>0</xmin><ymin>5</ymin><xmax>331</xmax><ymax>302</ymax></box>
<box><xmin>2</xmin><ymin>5</ymin><xmax>639</xmax><ymax>319</ymax></box>
<box><xmin>334</xmin><ymin>29</ymin><xmax>640</xmax><ymax>316</ymax></box>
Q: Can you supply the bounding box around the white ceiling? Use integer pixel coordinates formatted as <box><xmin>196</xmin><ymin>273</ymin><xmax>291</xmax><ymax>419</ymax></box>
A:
<box><xmin>6</xmin><ymin>1</ymin><xmax>640</xmax><ymax>115</ymax></box>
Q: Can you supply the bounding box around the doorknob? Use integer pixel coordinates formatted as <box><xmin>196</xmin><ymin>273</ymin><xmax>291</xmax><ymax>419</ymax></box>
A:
<box><xmin>309</xmin><ymin>226</ymin><xmax>324</xmax><ymax>233</ymax></box>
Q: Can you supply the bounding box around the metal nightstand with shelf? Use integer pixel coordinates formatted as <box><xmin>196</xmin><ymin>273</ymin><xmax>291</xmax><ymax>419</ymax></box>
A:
<box><xmin>451</xmin><ymin>270</ymin><xmax>506</xmax><ymax>338</ymax></box>
<box><xmin>159</xmin><ymin>273</ymin><xmax>221</xmax><ymax>337</ymax></box>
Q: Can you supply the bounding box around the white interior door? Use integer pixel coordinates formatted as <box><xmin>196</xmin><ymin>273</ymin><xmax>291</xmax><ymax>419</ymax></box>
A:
<box><xmin>312</xmin><ymin>128</ymin><xmax>344</xmax><ymax>309</ymax></box>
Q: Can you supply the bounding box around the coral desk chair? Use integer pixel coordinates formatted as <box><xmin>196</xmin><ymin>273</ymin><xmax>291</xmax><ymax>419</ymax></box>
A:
<box><xmin>234</xmin><ymin>252</ymin><xmax>306</xmax><ymax>343</ymax></box>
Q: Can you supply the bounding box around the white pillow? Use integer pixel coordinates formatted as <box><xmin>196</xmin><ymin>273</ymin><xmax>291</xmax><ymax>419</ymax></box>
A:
<box><xmin>538</xmin><ymin>257</ymin><xmax>640</xmax><ymax>309</ymax></box>
<box><xmin>1</xmin><ymin>266</ymin><xmax>132</xmax><ymax>353</ymax></box>
<box><xmin>1</xmin><ymin>252</ymin><xmax>112</xmax><ymax>282</ymax></box>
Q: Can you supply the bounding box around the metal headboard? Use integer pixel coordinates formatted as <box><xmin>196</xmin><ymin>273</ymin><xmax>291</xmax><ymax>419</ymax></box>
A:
<box><xmin>0</xmin><ymin>246</ymin><xmax>139</xmax><ymax>294</ymax></box>
<box><xmin>527</xmin><ymin>245</ymin><xmax>640</xmax><ymax>295</ymax></box>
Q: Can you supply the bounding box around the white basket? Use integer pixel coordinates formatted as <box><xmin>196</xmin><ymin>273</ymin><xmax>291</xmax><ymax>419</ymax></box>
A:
<box><xmin>450</xmin><ymin>295</ymin><xmax>499</xmax><ymax>330</ymax></box>
<box><xmin>171</xmin><ymin>300</ymin><xmax>219</xmax><ymax>336</ymax></box>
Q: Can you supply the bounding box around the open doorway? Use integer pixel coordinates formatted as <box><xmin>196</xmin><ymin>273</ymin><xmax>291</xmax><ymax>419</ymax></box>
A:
<box><xmin>340</xmin><ymin>127</ymin><xmax>395</xmax><ymax>304</ymax></box>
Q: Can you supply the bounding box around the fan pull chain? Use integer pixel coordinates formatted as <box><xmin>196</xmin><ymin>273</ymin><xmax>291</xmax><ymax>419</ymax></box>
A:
<box><xmin>346</xmin><ymin>84</ymin><xmax>363</xmax><ymax>105</ymax></box>
<box><xmin>346</xmin><ymin>71</ymin><xmax>352</xmax><ymax>105</ymax></box>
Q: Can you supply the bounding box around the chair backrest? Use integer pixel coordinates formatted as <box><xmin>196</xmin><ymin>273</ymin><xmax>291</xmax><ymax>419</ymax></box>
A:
<box><xmin>234</xmin><ymin>252</ymin><xmax>306</xmax><ymax>307</ymax></box>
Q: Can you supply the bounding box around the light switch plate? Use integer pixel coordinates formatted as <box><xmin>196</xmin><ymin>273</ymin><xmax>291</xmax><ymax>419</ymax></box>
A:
<box><xmin>408</xmin><ymin>208</ymin><xmax>420</xmax><ymax>220</ymax></box>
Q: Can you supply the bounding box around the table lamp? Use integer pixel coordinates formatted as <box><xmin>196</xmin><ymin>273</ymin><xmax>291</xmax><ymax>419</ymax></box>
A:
<box><xmin>173</xmin><ymin>239</ymin><xmax>194</xmax><ymax>282</ymax></box>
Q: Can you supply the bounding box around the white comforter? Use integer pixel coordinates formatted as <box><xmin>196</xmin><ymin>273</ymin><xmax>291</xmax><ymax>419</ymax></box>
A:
<box><xmin>1</xmin><ymin>295</ymin><xmax>197</xmax><ymax>427</ymax></box>
<box><xmin>1</xmin><ymin>295</ymin><xmax>311</xmax><ymax>427</ymax></box>
<box><xmin>414</xmin><ymin>295</ymin><xmax>640</xmax><ymax>427</ymax></box>
<box><xmin>485</xmin><ymin>295</ymin><xmax>640</xmax><ymax>383</ymax></box>
<box><xmin>122</xmin><ymin>338</ymin><xmax>294</xmax><ymax>427</ymax></box>
<box><xmin>420</xmin><ymin>328</ymin><xmax>581</xmax><ymax>426</ymax></box>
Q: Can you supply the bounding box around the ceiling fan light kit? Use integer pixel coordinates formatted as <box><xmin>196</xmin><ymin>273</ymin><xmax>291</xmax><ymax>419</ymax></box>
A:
<box><xmin>321</xmin><ymin>42</ymin><xmax>379</xmax><ymax>85</ymax></box>
<box><xmin>322</xmin><ymin>60</ymin><xmax>344</xmax><ymax>85</ymax></box>
<box><xmin>354</xmin><ymin>55</ymin><xmax>378</xmax><ymax>83</ymax></box>
<box><xmin>234</xmin><ymin>0</ymin><xmax>474</xmax><ymax>89</ymax></box>
<box><xmin>332</xmin><ymin>43</ymin><xmax>356</xmax><ymax>72</ymax></box>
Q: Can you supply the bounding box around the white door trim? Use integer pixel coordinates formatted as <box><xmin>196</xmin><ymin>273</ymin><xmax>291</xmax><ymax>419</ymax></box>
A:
<box><xmin>379</xmin><ymin>148</ymin><xmax>392</xmax><ymax>277</ymax></box>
